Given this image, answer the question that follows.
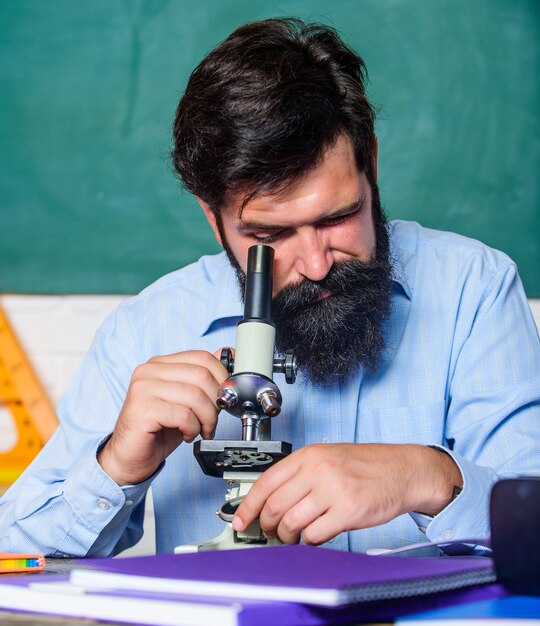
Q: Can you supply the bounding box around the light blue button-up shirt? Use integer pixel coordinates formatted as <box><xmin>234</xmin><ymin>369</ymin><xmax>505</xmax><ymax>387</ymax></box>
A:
<box><xmin>1</xmin><ymin>220</ymin><xmax>539</xmax><ymax>556</ymax></box>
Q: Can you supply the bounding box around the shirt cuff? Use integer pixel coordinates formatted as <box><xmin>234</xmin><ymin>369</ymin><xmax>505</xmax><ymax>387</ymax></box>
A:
<box><xmin>95</xmin><ymin>433</ymin><xmax>164</xmax><ymax>497</ymax></box>
<box><xmin>58</xmin><ymin>438</ymin><xmax>163</xmax><ymax>554</ymax></box>
<box><xmin>409</xmin><ymin>445</ymin><xmax>498</xmax><ymax>544</ymax></box>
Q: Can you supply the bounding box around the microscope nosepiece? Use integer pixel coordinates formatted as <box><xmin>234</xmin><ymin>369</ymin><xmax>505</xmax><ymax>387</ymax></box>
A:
<box><xmin>258</xmin><ymin>390</ymin><xmax>281</xmax><ymax>417</ymax></box>
<box><xmin>217</xmin><ymin>386</ymin><xmax>238</xmax><ymax>410</ymax></box>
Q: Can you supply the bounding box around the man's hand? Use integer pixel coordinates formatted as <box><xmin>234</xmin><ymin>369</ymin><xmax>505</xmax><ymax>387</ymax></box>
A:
<box><xmin>98</xmin><ymin>350</ymin><xmax>228</xmax><ymax>485</ymax></box>
<box><xmin>232</xmin><ymin>443</ymin><xmax>463</xmax><ymax>545</ymax></box>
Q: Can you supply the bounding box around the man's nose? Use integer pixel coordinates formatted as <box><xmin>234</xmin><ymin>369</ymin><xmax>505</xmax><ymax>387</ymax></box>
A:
<box><xmin>294</xmin><ymin>227</ymin><xmax>333</xmax><ymax>282</ymax></box>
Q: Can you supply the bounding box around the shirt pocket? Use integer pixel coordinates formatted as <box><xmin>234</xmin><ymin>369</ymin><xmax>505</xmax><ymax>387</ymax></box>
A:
<box><xmin>357</xmin><ymin>401</ymin><xmax>446</xmax><ymax>445</ymax></box>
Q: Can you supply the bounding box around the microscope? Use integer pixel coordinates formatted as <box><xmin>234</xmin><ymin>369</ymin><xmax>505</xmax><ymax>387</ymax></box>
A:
<box><xmin>175</xmin><ymin>244</ymin><xmax>297</xmax><ymax>553</ymax></box>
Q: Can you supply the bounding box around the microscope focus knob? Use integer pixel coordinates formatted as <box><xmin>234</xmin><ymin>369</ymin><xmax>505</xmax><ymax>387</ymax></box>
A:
<box><xmin>220</xmin><ymin>348</ymin><xmax>235</xmax><ymax>374</ymax></box>
<box><xmin>273</xmin><ymin>349</ymin><xmax>297</xmax><ymax>384</ymax></box>
<box><xmin>284</xmin><ymin>350</ymin><xmax>297</xmax><ymax>384</ymax></box>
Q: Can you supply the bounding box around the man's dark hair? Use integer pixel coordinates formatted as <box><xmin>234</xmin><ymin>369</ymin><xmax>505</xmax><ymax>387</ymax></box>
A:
<box><xmin>172</xmin><ymin>18</ymin><xmax>376</xmax><ymax>214</ymax></box>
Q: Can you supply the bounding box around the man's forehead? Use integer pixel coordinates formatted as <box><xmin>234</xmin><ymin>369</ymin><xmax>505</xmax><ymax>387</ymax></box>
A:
<box><xmin>231</xmin><ymin>173</ymin><xmax>369</xmax><ymax>228</ymax></box>
<box><xmin>223</xmin><ymin>133</ymin><xmax>364</xmax><ymax>221</ymax></box>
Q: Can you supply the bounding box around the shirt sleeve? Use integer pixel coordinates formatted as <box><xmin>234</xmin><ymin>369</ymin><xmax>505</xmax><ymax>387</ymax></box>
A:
<box><xmin>0</xmin><ymin>307</ymin><xmax>156</xmax><ymax>557</ymax></box>
<box><xmin>410</xmin><ymin>259</ymin><xmax>540</xmax><ymax>543</ymax></box>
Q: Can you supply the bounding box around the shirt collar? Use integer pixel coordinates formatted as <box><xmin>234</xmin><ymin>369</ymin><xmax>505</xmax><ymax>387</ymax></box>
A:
<box><xmin>390</xmin><ymin>256</ymin><xmax>413</xmax><ymax>301</ymax></box>
<box><xmin>388</xmin><ymin>220</ymin><xmax>416</xmax><ymax>301</ymax></box>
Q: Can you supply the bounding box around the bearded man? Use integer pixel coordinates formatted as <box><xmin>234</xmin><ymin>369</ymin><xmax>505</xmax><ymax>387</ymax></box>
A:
<box><xmin>1</xmin><ymin>18</ymin><xmax>538</xmax><ymax>557</ymax></box>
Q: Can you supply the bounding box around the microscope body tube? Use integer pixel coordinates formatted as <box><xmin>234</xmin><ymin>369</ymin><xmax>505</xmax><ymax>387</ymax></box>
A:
<box><xmin>233</xmin><ymin>322</ymin><xmax>275</xmax><ymax>378</ymax></box>
<box><xmin>233</xmin><ymin>244</ymin><xmax>276</xmax><ymax>378</ymax></box>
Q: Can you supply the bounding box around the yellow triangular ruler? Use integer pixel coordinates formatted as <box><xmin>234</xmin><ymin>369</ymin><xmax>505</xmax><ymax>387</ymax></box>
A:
<box><xmin>0</xmin><ymin>303</ymin><xmax>58</xmax><ymax>484</ymax></box>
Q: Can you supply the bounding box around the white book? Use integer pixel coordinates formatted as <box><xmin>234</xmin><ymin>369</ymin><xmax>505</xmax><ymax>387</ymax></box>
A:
<box><xmin>0</xmin><ymin>574</ymin><xmax>302</xmax><ymax>626</ymax></box>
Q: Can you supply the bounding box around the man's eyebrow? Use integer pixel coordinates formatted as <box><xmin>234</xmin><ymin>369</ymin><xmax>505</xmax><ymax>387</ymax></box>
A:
<box><xmin>319</xmin><ymin>197</ymin><xmax>364</xmax><ymax>220</ymax></box>
<box><xmin>239</xmin><ymin>197</ymin><xmax>364</xmax><ymax>231</ymax></box>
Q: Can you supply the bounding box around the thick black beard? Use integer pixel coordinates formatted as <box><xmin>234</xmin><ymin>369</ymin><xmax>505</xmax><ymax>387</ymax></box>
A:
<box><xmin>219</xmin><ymin>183</ymin><xmax>393</xmax><ymax>384</ymax></box>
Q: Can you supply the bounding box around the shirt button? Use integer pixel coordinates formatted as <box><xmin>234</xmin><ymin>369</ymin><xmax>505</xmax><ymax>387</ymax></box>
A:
<box><xmin>125</xmin><ymin>500</ymin><xmax>133</xmax><ymax>507</ymax></box>
<box><xmin>320</xmin><ymin>437</ymin><xmax>329</xmax><ymax>444</ymax></box>
<box><xmin>97</xmin><ymin>498</ymin><xmax>111</xmax><ymax>511</ymax></box>
<box><xmin>442</xmin><ymin>530</ymin><xmax>455</xmax><ymax>540</ymax></box>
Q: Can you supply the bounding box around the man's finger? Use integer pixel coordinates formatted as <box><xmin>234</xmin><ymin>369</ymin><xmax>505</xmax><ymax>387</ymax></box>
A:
<box><xmin>257</xmin><ymin>478</ymin><xmax>311</xmax><ymax>538</ymax></box>
<box><xmin>132</xmin><ymin>379</ymin><xmax>219</xmax><ymax>439</ymax></box>
<box><xmin>232</xmin><ymin>455</ymin><xmax>300</xmax><ymax>531</ymax></box>
<box><xmin>133</xmin><ymin>362</ymin><xmax>222</xmax><ymax>401</ymax></box>
<box><xmin>275</xmin><ymin>492</ymin><xmax>324</xmax><ymax>544</ymax></box>
<box><xmin>149</xmin><ymin>350</ymin><xmax>228</xmax><ymax>383</ymax></box>
<box><xmin>300</xmin><ymin>509</ymin><xmax>347</xmax><ymax>546</ymax></box>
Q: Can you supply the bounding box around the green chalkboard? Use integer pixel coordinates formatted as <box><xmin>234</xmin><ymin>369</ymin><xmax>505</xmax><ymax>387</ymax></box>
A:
<box><xmin>1</xmin><ymin>0</ymin><xmax>539</xmax><ymax>295</ymax></box>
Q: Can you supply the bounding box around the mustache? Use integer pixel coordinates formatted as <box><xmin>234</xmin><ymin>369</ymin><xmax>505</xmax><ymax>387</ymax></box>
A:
<box><xmin>272</xmin><ymin>257</ymin><xmax>391</xmax><ymax>312</ymax></box>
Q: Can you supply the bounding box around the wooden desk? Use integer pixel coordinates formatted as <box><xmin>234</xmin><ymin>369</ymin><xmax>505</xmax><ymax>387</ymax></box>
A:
<box><xmin>0</xmin><ymin>610</ymin><xmax>98</xmax><ymax>625</ymax></box>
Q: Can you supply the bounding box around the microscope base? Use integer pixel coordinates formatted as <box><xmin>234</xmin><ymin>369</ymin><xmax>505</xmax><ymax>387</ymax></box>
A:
<box><xmin>174</xmin><ymin>471</ymin><xmax>283</xmax><ymax>553</ymax></box>
<box><xmin>174</xmin><ymin>523</ymin><xmax>283</xmax><ymax>553</ymax></box>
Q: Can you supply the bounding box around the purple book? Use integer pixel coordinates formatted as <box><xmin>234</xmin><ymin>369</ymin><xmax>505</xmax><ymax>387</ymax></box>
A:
<box><xmin>72</xmin><ymin>545</ymin><xmax>499</xmax><ymax>609</ymax></box>
<box><xmin>0</xmin><ymin>557</ymin><xmax>506</xmax><ymax>626</ymax></box>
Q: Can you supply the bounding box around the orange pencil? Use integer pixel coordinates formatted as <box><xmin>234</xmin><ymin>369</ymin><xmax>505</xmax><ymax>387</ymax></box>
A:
<box><xmin>0</xmin><ymin>552</ymin><xmax>45</xmax><ymax>573</ymax></box>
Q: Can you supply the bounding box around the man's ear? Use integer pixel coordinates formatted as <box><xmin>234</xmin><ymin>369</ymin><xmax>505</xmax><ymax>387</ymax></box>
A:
<box><xmin>372</xmin><ymin>135</ymin><xmax>379</xmax><ymax>182</ymax></box>
<box><xmin>196</xmin><ymin>197</ymin><xmax>222</xmax><ymax>245</ymax></box>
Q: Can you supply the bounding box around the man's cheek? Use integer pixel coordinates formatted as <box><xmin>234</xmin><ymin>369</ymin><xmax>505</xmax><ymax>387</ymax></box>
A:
<box><xmin>272</xmin><ymin>271</ymin><xmax>292</xmax><ymax>298</ymax></box>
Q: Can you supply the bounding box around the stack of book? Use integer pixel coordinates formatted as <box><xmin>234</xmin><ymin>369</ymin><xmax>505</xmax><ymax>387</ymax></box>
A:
<box><xmin>0</xmin><ymin>544</ymin><xmax>506</xmax><ymax>625</ymax></box>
